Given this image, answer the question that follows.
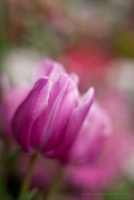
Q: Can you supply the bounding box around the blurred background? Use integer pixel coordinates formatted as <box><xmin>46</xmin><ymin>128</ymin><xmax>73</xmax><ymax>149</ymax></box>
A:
<box><xmin>0</xmin><ymin>0</ymin><xmax>134</xmax><ymax>199</ymax></box>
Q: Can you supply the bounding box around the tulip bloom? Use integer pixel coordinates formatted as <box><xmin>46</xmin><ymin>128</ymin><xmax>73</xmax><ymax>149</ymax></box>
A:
<box><xmin>12</xmin><ymin>60</ymin><xmax>111</xmax><ymax>163</ymax></box>
<box><xmin>12</xmin><ymin>73</ymin><xmax>82</xmax><ymax>154</ymax></box>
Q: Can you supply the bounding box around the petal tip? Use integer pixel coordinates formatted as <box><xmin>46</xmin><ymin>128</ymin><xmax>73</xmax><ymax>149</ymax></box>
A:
<box><xmin>86</xmin><ymin>87</ymin><xmax>95</xmax><ymax>104</ymax></box>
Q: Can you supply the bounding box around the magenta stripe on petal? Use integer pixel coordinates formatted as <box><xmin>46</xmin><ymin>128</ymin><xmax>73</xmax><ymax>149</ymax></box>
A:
<box><xmin>12</xmin><ymin>77</ymin><xmax>51</xmax><ymax>152</ymax></box>
<box><xmin>45</xmin><ymin>87</ymin><xmax>94</xmax><ymax>159</ymax></box>
<box><xmin>30</xmin><ymin>74</ymin><xmax>79</xmax><ymax>152</ymax></box>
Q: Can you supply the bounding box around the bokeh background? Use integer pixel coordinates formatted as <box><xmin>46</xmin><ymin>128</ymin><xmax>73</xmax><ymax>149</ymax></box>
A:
<box><xmin>0</xmin><ymin>0</ymin><xmax>134</xmax><ymax>199</ymax></box>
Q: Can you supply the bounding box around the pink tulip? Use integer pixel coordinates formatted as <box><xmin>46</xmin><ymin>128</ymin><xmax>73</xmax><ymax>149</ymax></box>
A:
<box><xmin>12</xmin><ymin>60</ymin><xmax>111</xmax><ymax>163</ymax></box>
<box><xmin>12</xmin><ymin>72</ymin><xmax>81</xmax><ymax>154</ymax></box>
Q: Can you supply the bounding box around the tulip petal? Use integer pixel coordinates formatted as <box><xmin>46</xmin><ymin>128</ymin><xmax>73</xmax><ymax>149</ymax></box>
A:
<box><xmin>35</xmin><ymin>59</ymin><xmax>65</xmax><ymax>82</ymax></box>
<box><xmin>65</xmin><ymin>103</ymin><xmax>112</xmax><ymax>164</ymax></box>
<box><xmin>12</xmin><ymin>77</ymin><xmax>51</xmax><ymax>152</ymax></box>
<box><xmin>30</xmin><ymin>74</ymin><xmax>79</xmax><ymax>152</ymax></box>
<box><xmin>69</xmin><ymin>73</ymin><xmax>79</xmax><ymax>85</ymax></box>
<box><xmin>45</xmin><ymin>87</ymin><xmax>94</xmax><ymax>160</ymax></box>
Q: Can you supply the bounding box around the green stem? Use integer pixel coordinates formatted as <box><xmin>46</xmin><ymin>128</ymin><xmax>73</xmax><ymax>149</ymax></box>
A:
<box><xmin>18</xmin><ymin>153</ymin><xmax>38</xmax><ymax>199</ymax></box>
<box><xmin>44</xmin><ymin>163</ymin><xmax>63</xmax><ymax>200</ymax></box>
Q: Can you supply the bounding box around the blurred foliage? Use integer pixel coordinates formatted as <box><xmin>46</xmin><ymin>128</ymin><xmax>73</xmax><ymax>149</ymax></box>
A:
<box><xmin>113</xmin><ymin>30</ymin><xmax>134</xmax><ymax>57</ymax></box>
<box><xmin>104</xmin><ymin>178</ymin><xmax>134</xmax><ymax>200</ymax></box>
<box><xmin>0</xmin><ymin>1</ymin><xmax>8</xmax><ymax>60</ymax></box>
<box><xmin>0</xmin><ymin>0</ymin><xmax>134</xmax><ymax>60</ymax></box>
<box><xmin>18</xmin><ymin>189</ymin><xmax>38</xmax><ymax>200</ymax></box>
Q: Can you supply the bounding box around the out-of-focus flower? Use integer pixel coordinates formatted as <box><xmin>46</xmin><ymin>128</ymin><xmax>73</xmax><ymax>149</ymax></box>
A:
<box><xmin>92</xmin><ymin>86</ymin><xmax>134</xmax><ymax>188</ymax></box>
<box><xmin>64</xmin><ymin>132</ymin><xmax>134</xmax><ymax>192</ymax></box>
<box><xmin>0</xmin><ymin>76</ymin><xmax>28</xmax><ymax>136</ymax></box>
<box><xmin>12</xmin><ymin>59</ymin><xmax>111</xmax><ymax>164</ymax></box>
<box><xmin>62</xmin><ymin>84</ymin><xmax>134</xmax><ymax>190</ymax></box>
<box><xmin>98</xmin><ymin>87</ymin><xmax>133</xmax><ymax>132</ymax></box>
<box><xmin>59</xmin><ymin>46</ymin><xmax>112</xmax><ymax>92</ymax></box>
